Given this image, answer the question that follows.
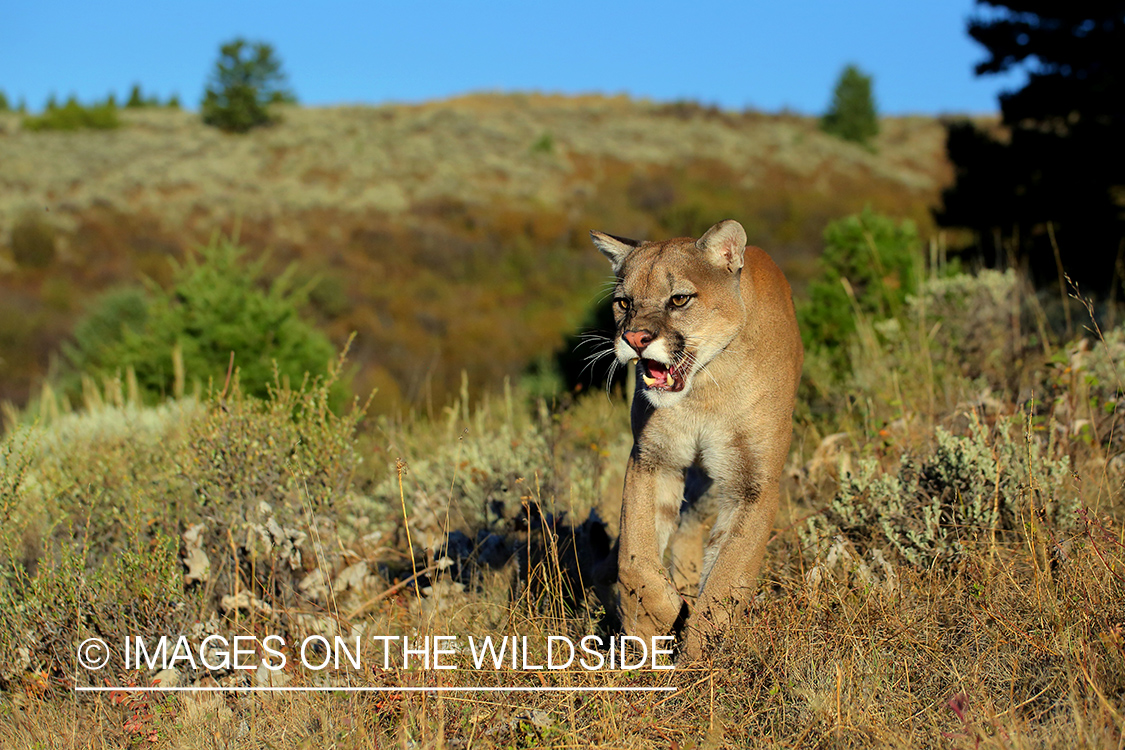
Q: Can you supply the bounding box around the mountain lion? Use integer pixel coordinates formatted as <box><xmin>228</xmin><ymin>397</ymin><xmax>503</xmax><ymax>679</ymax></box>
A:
<box><xmin>590</xmin><ymin>219</ymin><xmax>803</xmax><ymax>659</ymax></box>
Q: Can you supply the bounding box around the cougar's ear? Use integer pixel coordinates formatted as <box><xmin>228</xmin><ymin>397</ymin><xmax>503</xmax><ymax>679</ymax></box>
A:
<box><xmin>590</xmin><ymin>231</ymin><xmax>640</xmax><ymax>274</ymax></box>
<box><xmin>697</xmin><ymin>220</ymin><xmax>747</xmax><ymax>273</ymax></box>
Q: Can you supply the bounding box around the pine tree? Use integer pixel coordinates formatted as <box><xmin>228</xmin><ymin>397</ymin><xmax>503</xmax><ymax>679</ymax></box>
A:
<box><xmin>126</xmin><ymin>83</ymin><xmax>145</xmax><ymax>108</ymax></box>
<box><xmin>201</xmin><ymin>38</ymin><xmax>296</xmax><ymax>133</ymax></box>
<box><xmin>938</xmin><ymin>2</ymin><xmax>1125</xmax><ymax>290</ymax></box>
<box><xmin>821</xmin><ymin>64</ymin><xmax>879</xmax><ymax>145</ymax></box>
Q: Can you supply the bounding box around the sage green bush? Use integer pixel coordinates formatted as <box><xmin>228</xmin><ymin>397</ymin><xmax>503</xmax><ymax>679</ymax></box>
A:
<box><xmin>803</xmin><ymin>416</ymin><xmax>1077</xmax><ymax>570</ymax></box>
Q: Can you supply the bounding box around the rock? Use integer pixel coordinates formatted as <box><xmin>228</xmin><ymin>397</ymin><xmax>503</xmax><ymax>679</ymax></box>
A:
<box><xmin>255</xmin><ymin>662</ymin><xmax>290</xmax><ymax>687</ymax></box>
<box><xmin>411</xmin><ymin>579</ymin><xmax>466</xmax><ymax>616</ymax></box>
<box><xmin>152</xmin><ymin>668</ymin><xmax>180</xmax><ymax>688</ymax></box>
<box><xmin>332</xmin><ymin>561</ymin><xmax>370</xmax><ymax>594</ymax></box>
<box><xmin>182</xmin><ymin>524</ymin><xmax>210</xmax><ymax>585</ymax></box>
<box><xmin>220</xmin><ymin>592</ymin><xmax>273</xmax><ymax>616</ymax></box>
<box><xmin>299</xmin><ymin>569</ymin><xmax>330</xmax><ymax>602</ymax></box>
<box><xmin>293</xmin><ymin>613</ymin><xmax>338</xmax><ymax>638</ymax></box>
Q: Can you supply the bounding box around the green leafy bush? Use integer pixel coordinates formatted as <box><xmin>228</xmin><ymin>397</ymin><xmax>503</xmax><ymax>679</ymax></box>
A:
<box><xmin>530</xmin><ymin>132</ymin><xmax>555</xmax><ymax>154</ymax></box>
<box><xmin>0</xmin><ymin>90</ymin><xmax>9</xmax><ymax>112</ymax></box>
<box><xmin>22</xmin><ymin>95</ymin><xmax>119</xmax><ymax>131</ymax></box>
<box><xmin>66</xmin><ymin>238</ymin><xmax>336</xmax><ymax>402</ymax></box>
<box><xmin>201</xmin><ymin>38</ymin><xmax>296</xmax><ymax>133</ymax></box>
<box><xmin>797</xmin><ymin>208</ymin><xmax>920</xmax><ymax>376</ymax></box>
<box><xmin>821</xmin><ymin>64</ymin><xmax>879</xmax><ymax>146</ymax></box>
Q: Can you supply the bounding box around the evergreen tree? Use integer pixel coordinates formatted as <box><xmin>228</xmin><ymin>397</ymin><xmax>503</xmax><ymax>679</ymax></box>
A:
<box><xmin>821</xmin><ymin>64</ymin><xmax>879</xmax><ymax>145</ymax></box>
<box><xmin>0</xmin><ymin>91</ymin><xmax>9</xmax><ymax>112</ymax></box>
<box><xmin>938</xmin><ymin>2</ymin><xmax>1125</xmax><ymax>291</ymax></box>
<box><xmin>67</xmin><ymin>238</ymin><xmax>334</xmax><ymax>402</ymax></box>
<box><xmin>126</xmin><ymin>83</ymin><xmax>145</xmax><ymax>108</ymax></box>
<box><xmin>201</xmin><ymin>38</ymin><xmax>296</xmax><ymax>133</ymax></box>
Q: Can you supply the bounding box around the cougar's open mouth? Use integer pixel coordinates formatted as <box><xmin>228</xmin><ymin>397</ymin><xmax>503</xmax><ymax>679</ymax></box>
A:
<box><xmin>639</xmin><ymin>359</ymin><xmax>685</xmax><ymax>392</ymax></box>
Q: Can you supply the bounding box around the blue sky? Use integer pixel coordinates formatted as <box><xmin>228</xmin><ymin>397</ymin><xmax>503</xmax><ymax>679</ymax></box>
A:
<box><xmin>1</xmin><ymin>0</ymin><xmax>1022</xmax><ymax>115</ymax></box>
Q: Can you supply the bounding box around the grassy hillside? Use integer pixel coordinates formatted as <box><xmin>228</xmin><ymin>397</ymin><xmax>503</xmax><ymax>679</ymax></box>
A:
<box><xmin>0</xmin><ymin>94</ymin><xmax>952</xmax><ymax>410</ymax></box>
<box><xmin>2</xmin><ymin>264</ymin><xmax>1124</xmax><ymax>747</ymax></box>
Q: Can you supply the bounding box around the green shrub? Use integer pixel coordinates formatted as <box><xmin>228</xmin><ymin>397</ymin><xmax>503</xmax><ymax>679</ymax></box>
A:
<box><xmin>201</xmin><ymin>38</ymin><xmax>296</xmax><ymax>133</ymax></box>
<box><xmin>10</xmin><ymin>213</ymin><xmax>57</xmax><ymax>268</ymax></box>
<box><xmin>22</xmin><ymin>95</ymin><xmax>119</xmax><ymax>131</ymax></box>
<box><xmin>66</xmin><ymin>238</ymin><xmax>336</xmax><ymax>402</ymax></box>
<box><xmin>821</xmin><ymin>64</ymin><xmax>879</xmax><ymax>146</ymax></box>
<box><xmin>0</xmin><ymin>90</ymin><xmax>9</xmax><ymax>112</ymax></box>
<box><xmin>63</xmin><ymin>286</ymin><xmax>149</xmax><ymax>372</ymax></box>
<box><xmin>530</xmin><ymin>132</ymin><xmax>555</xmax><ymax>154</ymax></box>
<box><xmin>803</xmin><ymin>415</ymin><xmax>1077</xmax><ymax>570</ymax></box>
<box><xmin>367</xmin><ymin>378</ymin><xmax>555</xmax><ymax>543</ymax></box>
<box><xmin>797</xmin><ymin>208</ymin><xmax>920</xmax><ymax>376</ymax></box>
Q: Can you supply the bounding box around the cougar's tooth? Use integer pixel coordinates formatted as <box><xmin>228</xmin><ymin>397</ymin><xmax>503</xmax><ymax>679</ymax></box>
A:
<box><xmin>641</xmin><ymin>373</ymin><xmax>657</xmax><ymax>387</ymax></box>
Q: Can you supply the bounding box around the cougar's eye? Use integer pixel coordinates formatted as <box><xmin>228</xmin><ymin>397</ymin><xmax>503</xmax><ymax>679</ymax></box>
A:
<box><xmin>613</xmin><ymin>298</ymin><xmax>629</xmax><ymax>313</ymax></box>
<box><xmin>670</xmin><ymin>294</ymin><xmax>692</xmax><ymax>308</ymax></box>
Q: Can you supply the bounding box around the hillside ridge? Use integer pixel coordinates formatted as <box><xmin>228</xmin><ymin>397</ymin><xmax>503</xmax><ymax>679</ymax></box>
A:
<box><xmin>0</xmin><ymin>93</ymin><xmax>954</xmax><ymax>409</ymax></box>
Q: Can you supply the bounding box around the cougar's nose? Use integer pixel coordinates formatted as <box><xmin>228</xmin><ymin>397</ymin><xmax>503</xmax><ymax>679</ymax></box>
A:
<box><xmin>623</xmin><ymin>329</ymin><xmax>654</xmax><ymax>354</ymax></box>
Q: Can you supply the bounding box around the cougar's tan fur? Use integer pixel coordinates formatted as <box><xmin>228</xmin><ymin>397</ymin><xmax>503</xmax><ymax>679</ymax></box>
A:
<box><xmin>590</xmin><ymin>220</ymin><xmax>803</xmax><ymax>659</ymax></box>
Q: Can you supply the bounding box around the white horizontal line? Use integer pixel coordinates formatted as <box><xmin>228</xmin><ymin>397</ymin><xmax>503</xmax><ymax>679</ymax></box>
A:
<box><xmin>75</xmin><ymin>686</ymin><xmax>677</xmax><ymax>693</ymax></box>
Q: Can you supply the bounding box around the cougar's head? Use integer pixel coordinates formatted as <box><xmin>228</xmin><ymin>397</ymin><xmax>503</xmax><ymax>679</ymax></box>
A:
<box><xmin>590</xmin><ymin>220</ymin><xmax>748</xmax><ymax>408</ymax></box>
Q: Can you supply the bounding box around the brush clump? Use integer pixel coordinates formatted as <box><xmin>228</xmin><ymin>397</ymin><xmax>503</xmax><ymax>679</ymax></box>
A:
<box><xmin>804</xmin><ymin>417</ymin><xmax>1077</xmax><ymax>570</ymax></box>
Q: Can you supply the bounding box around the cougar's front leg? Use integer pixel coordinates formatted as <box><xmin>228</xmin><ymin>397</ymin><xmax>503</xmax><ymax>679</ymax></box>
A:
<box><xmin>616</xmin><ymin>453</ymin><xmax>687</xmax><ymax>642</ymax></box>
<box><xmin>680</xmin><ymin>477</ymin><xmax>778</xmax><ymax>659</ymax></box>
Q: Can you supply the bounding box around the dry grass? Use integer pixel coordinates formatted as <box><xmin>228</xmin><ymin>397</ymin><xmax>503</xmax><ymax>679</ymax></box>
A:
<box><xmin>2</xmin><ymin>534</ymin><xmax>1122</xmax><ymax>748</ymax></box>
<box><xmin>3</xmin><ymin>268</ymin><xmax>1125</xmax><ymax>746</ymax></box>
